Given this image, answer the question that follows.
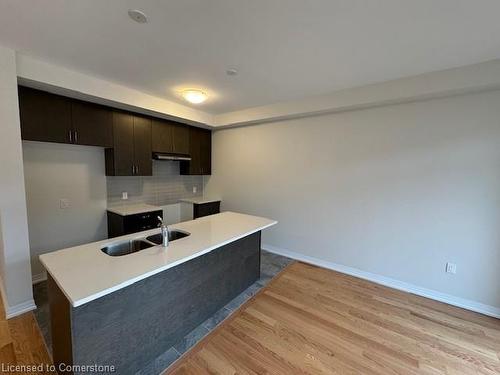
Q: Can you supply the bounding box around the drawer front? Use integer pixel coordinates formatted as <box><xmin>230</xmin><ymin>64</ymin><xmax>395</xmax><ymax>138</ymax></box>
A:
<box><xmin>124</xmin><ymin>210</ymin><xmax>163</xmax><ymax>234</ymax></box>
<box><xmin>193</xmin><ymin>202</ymin><xmax>220</xmax><ymax>219</ymax></box>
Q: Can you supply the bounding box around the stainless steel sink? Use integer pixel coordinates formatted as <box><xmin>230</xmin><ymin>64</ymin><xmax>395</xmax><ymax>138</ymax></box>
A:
<box><xmin>101</xmin><ymin>239</ymin><xmax>155</xmax><ymax>257</ymax></box>
<box><xmin>146</xmin><ymin>230</ymin><xmax>190</xmax><ymax>245</ymax></box>
<box><xmin>101</xmin><ymin>230</ymin><xmax>190</xmax><ymax>256</ymax></box>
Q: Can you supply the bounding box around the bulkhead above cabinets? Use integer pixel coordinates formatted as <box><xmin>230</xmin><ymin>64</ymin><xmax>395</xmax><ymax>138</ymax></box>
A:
<box><xmin>17</xmin><ymin>86</ymin><xmax>212</xmax><ymax>176</ymax></box>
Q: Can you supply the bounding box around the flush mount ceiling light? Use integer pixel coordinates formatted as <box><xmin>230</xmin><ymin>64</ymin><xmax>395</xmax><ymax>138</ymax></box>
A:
<box><xmin>128</xmin><ymin>9</ymin><xmax>148</xmax><ymax>23</ymax></box>
<box><xmin>181</xmin><ymin>89</ymin><xmax>208</xmax><ymax>104</ymax></box>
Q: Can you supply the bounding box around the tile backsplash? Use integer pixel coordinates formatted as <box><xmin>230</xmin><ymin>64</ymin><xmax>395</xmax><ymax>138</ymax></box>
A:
<box><xmin>107</xmin><ymin>161</ymin><xmax>204</xmax><ymax>207</ymax></box>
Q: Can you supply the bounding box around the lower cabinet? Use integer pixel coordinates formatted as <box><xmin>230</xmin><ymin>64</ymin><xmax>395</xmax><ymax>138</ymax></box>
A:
<box><xmin>194</xmin><ymin>201</ymin><xmax>220</xmax><ymax>219</ymax></box>
<box><xmin>180</xmin><ymin>200</ymin><xmax>220</xmax><ymax>221</ymax></box>
<box><xmin>107</xmin><ymin>210</ymin><xmax>163</xmax><ymax>238</ymax></box>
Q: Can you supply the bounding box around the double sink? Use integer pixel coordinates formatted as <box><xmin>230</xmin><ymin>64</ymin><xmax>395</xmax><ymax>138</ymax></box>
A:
<box><xmin>101</xmin><ymin>230</ymin><xmax>190</xmax><ymax>257</ymax></box>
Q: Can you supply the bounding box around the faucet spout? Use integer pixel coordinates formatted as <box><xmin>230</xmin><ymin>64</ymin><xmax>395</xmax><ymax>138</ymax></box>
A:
<box><xmin>157</xmin><ymin>216</ymin><xmax>169</xmax><ymax>247</ymax></box>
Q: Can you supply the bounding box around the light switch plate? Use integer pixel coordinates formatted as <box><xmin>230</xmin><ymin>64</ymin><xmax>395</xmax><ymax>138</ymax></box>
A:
<box><xmin>122</xmin><ymin>191</ymin><xmax>128</xmax><ymax>200</ymax></box>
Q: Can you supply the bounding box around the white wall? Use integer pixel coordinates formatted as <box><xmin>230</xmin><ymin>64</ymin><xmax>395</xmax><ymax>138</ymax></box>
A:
<box><xmin>22</xmin><ymin>142</ymin><xmax>107</xmax><ymax>279</ymax></box>
<box><xmin>206</xmin><ymin>89</ymin><xmax>500</xmax><ymax>311</ymax></box>
<box><xmin>0</xmin><ymin>45</ymin><xmax>34</xmax><ymax>317</ymax></box>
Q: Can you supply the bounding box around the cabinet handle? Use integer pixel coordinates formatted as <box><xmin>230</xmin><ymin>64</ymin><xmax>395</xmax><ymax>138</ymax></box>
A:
<box><xmin>132</xmin><ymin>165</ymin><xmax>135</xmax><ymax>175</ymax></box>
<box><xmin>68</xmin><ymin>130</ymin><xmax>73</xmax><ymax>143</ymax></box>
<box><xmin>135</xmin><ymin>165</ymin><xmax>139</xmax><ymax>175</ymax></box>
<box><xmin>74</xmin><ymin>130</ymin><xmax>78</xmax><ymax>143</ymax></box>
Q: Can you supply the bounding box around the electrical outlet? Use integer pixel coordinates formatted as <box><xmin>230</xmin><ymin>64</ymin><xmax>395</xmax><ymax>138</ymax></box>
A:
<box><xmin>122</xmin><ymin>191</ymin><xmax>128</xmax><ymax>200</ymax></box>
<box><xmin>59</xmin><ymin>198</ymin><xmax>70</xmax><ymax>209</ymax></box>
<box><xmin>446</xmin><ymin>262</ymin><xmax>457</xmax><ymax>274</ymax></box>
<box><xmin>193</xmin><ymin>186</ymin><xmax>197</xmax><ymax>194</ymax></box>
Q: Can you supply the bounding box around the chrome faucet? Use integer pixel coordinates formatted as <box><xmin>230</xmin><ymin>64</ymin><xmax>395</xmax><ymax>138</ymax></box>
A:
<box><xmin>157</xmin><ymin>216</ymin><xmax>169</xmax><ymax>247</ymax></box>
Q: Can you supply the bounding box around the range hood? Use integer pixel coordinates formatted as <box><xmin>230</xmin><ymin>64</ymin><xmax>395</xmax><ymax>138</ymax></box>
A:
<box><xmin>153</xmin><ymin>152</ymin><xmax>191</xmax><ymax>161</ymax></box>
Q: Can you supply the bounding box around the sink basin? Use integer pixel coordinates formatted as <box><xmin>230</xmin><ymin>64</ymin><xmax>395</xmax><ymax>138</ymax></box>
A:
<box><xmin>146</xmin><ymin>230</ymin><xmax>190</xmax><ymax>245</ymax></box>
<box><xmin>101</xmin><ymin>230</ymin><xmax>190</xmax><ymax>256</ymax></box>
<box><xmin>101</xmin><ymin>239</ymin><xmax>155</xmax><ymax>257</ymax></box>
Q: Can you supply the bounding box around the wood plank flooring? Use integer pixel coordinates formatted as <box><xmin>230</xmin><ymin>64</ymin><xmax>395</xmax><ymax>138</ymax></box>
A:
<box><xmin>0</xmin><ymin>295</ymin><xmax>54</xmax><ymax>374</ymax></box>
<box><xmin>166</xmin><ymin>262</ymin><xmax>500</xmax><ymax>375</ymax></box>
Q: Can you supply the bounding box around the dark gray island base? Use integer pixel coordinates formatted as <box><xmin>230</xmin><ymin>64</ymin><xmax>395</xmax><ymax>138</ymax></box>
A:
<box><xmin>48</xmin><ymin>232</ymin><xmax>261</xmax><ymax>374</ymax></box>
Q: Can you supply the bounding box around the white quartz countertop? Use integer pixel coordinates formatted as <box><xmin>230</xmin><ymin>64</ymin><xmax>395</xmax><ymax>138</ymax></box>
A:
<box><xmin>106</xmin><ymin>204</ymin><xmax>162</xmax><ymax>216</ymax></box>
<box><xmin>180</xmin><ymin>197</ymin><xmax>221</xmax><ymax>204</ymax></box>
<box><xmin>39</xmin><ymin>212</ymin><xmax>277</xmax><ymax>307</ymax></box>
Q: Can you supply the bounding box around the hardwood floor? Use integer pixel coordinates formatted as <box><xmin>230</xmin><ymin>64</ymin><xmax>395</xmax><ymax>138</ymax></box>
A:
<box><xmin>166</xmin><ymin>262</ymin><xmax>500</xmax><ymax>375</ymax></box>
<box><xmin>0</xmin><ymin>295</ymin><xmax>54</xmax><ymax>374</ymax></box>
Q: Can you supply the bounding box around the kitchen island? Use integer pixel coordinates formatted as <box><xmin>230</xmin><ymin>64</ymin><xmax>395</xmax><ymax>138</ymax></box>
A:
<box><xmin>40</xmin><ymin>212</ymin><xmax>276</xmax><ymax>374</ymax></box>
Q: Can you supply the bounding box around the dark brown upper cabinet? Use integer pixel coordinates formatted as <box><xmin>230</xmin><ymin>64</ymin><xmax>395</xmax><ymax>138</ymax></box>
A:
<box><xmin>151</xmin><ymin>119</ymin><xmax>189</xmax><ymax>155</ymax></box>
<box><xmin>180</xmin><ymin>127</ymin><xmax>212</xmax><ymax>175</ymax></box>
<box><xmin>19</xmin><ymin>86</ymin><xmax>72</xmax><ymax>143</ymax></box>
<box><xmin>71</xmin><ymin>101</ymin><xmax>113</xmax><ymax>147</ymax></box>
<box><xmin>19</xmin><ymin>86</ymin><xmax>113</xmax><ymax>147</ymax></box>
<box><xmin>105</xmin><ymin>112</ymin><xmax>152</xmax><ymax>176</ymax></box>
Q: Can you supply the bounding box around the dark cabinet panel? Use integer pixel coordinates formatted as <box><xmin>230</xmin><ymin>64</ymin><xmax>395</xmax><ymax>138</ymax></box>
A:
<box><xmin>105</xmin><ymin>112</ymin><xmax>152</xmax><ymax>176</ymax></box>
<box><xmin>199</xmin><ymin>129</ymin><xmax>212</xmax><ymax>175</ymax></box>
<box><xmin>19</xmin><ymin>86</ymin><xmax>71</xmax><ymax>143</ymax></box>
<box><xmin>19</xmin><ymin>87</ymin><xmax>113</xmax><ymax>147</ymax></box>
<box><xmin>151</xmin><ymin>119</ymin><xmax>173</xmax><ymax>153</ymax></box>
<box><xmin>133</xmin><ymin>115</ymin><xmax>152</xmax><ymax>176</ymax></box>
<box><xmin>107</xmin><ymin>210</ymin><xmax>162</xmax><ymax>238</ymax></box>
<box><xmin>193</xmin><ymin>201</ymin><xmax>220</xmax><ymax>219</ymax></box>
<box><xmin>151</xmin><ymin>119</ymin><xmax>189</xmax><ymax>155</ymax></box>
<box><xmin>106</xmin><ymin>112</ymin><xmax>135</xmax><ymax>176</ymax></box>
<box><xmin>71</xmin><ymin>101</ymin><xmax>113</xmax><ymax>147</ymax></box>
<box><xmin>172</xmin><ymin>123</ymin><xmax>189</xmax><ymax>154</ymax></box>
<box><xmin>180</xmin><ymin>127</ymin><xmax>211</xmax><ymax>175</ymax></box>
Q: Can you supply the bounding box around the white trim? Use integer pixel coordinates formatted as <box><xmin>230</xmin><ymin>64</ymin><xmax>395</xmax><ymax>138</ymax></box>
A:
<box><xmin>5</xmin><ymin>299</ymin><xmax>37</xmax><ymax>319</ymax></box>
<box><xmin>262</xmin><ymin>244</ymin><xmax>500</xmax><ymax>319</ymax></box>
<box><xmin>0</xmin><ymin>279</ymin><xmax>37</xmax><ymax>319</ymax></box>
<box><xmin>0</xmin><ymin>279</ymin><xmax>10</xmax><ymax>318</ymax></box>
<box><xmin>32</xmin><ymin>272</ymin><xmax>47</xmax><ymax>285</ymax></box>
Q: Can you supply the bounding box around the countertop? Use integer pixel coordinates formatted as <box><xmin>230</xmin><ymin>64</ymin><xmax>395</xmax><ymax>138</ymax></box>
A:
<box><xmin>39</xmin><ymin>212</ymin><xmax>277</xmax><ymax>307</ymax></box>
<box><xmin>180</xmin><ymin>197</ymin><xmax>221</xmax><ymax>205</ymax></box>
<box><xmin>106</xmin><ymin>203</ymin><xmax>162</xmax><ymax>216</ymax></box>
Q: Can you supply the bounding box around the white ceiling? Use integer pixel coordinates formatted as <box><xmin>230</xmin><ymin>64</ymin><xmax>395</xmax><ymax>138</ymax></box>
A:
<box><xmin>1</xmin><ymin>0</ymin><xmax>500</xmax><ymax>114</ymax></box>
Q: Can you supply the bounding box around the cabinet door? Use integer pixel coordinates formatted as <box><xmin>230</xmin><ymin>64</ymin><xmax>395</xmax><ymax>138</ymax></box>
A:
<box><xmin>199</xmin><ymin>129</ymin><xmax>212</xmax><ymax>175</ymax></box>
<box><xmin>133</xmin><ymin>115</ymin><xmax>152</xmax><ymax>176</ymax></box>
<box><xmin>172</xmin><ymin>123</ymin><xmax>189</xmax><ymax>155</ymax></box>
<box><xmin>111</xmin><ymin>112</ymin><xmax>135</xmax><ymax>175</ymax></box>
<box><xmin>180</xmin><ymin>127</ymin><xmax>212</xmax><ymax>175</ymax></box>
<box><xmin>188</xmin><ymin>127</ymin><xmax>202</xmax><ymax>174</ymax></box>
<box><xmin>193</xmin><ymin>202</ymin><xmax>220</xmax><ymax>219</ymax></box>
<box><xmin>151</xmin><ymin>119</ymin><xmax>173</xmax><ymax>153</ymax></box>
<box><xmin>71</xmin><ymin>101</ymin><xmax>113</xmax><ymax>147</ymax></box>
<box><xmin>19</xmin><ymin>86</ymin><xmax>71</xmax><ymax>143</ymax></box>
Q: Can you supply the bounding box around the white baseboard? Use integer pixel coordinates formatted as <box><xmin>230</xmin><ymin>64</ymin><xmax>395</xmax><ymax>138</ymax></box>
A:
<box><xmin>32</xmin><ymin>272</ymin><xmax>47</xmax><ymax>284</ymax></box>
<box><xmin>0</xmin><ymin>279</ymin><xmax>37</xmax><ymax>319</ymax></box>
<box><xmin>5</xmin><ymin>299</ymin><xmax>37</xmax><ymax>319</ymax></box>
<box><xmin>262</xmin><ymin>244</ymin><xmax>500</xmax><ymax>319</ymax></box>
